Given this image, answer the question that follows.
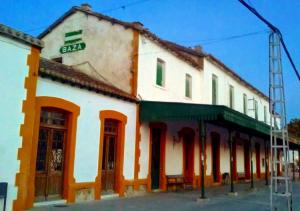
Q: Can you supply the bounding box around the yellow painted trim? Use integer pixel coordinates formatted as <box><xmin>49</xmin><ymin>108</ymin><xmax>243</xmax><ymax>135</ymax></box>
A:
<box><xmin>95</xmin><ymin>110</ymin><xmax>127</xmax><ymax>199</ymax></box>
<box><xmin>13</xmin><ymin>47</ymin><xmax>40</xmax><ymax>211</ymax></box>
<box><xmin>27</xmin><ymin>96</ymin><xmax>80</xmax><ymax>208</ymax></box>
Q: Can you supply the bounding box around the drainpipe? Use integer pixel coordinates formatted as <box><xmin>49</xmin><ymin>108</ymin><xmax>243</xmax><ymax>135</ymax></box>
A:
<box><xmin>250</xmin><ymin>136</ymin><xmax>254</xmax><ymax>189</ymax></box>
<box><xmin>199</xmin><ymin>120</ymin><xmax>206</xmax><ymax>199</ymax></box>
<box><xmin>265</xmin><ymin>140</ymin><xmax>269</xmax><ymax>186</ymax></box>
<box><xmin>229</xmin><ymin>130</ymin><xmax>234</xmax><ymax>193</ymax></box>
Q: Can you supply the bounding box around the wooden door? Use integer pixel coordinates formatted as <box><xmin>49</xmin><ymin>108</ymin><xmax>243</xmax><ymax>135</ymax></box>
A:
<box><xmin>35</xmin><ymin>109</ymin><xmax>67</xmax><ymax>201</ymax></box>
<box><xmin>101</xmin><ymin>120</ymin><xmax>118</xmax><ymax>193</ymax></box>
<box><xmin>183</xmin><ymin>135</ymin><xmax>194</xmax><ymax>183</ymax></box>
<box><xmin>151</xmin><ymin>128</ymin><xmax>161</xmax><ymax>189</ymax></box>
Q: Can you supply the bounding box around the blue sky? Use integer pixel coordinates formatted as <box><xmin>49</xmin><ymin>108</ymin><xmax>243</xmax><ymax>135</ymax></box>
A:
<box><xmin>1</xmin><ymin>0</ymin><xmax>299</xmax><ymax>121</ymax></box>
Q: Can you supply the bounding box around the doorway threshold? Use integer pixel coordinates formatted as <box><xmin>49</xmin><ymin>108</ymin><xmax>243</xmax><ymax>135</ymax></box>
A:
<box><xmin>34</xmin><ymin>199</ymin><xmax>67</xmax><ymax>207</ymax></box>
<box><xmin>152</xmin><ymin>189</ymin><xmax>163</xmax><ymax>193</ymax></box>
<box><xmin>101</xmin><ymin>193</ymin><xmax>119</xmax><ymax>200</ymax></box>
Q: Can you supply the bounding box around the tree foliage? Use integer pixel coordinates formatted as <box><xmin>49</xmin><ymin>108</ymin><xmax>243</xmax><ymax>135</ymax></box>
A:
<box><xmin>288</xmin><ymin>118</ymin><xmax>300</xmax><ymax>138</ymax></box>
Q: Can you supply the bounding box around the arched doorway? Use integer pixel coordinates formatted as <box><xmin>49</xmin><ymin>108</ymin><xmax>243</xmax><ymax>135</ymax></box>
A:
<box><xmin>101</xmin><ymin>119</ymin><xmax>119</xmax><ymax>194</ymax></box>
<box><xmin>35</xmin><ymin>108</ymin><xmax>68</xmax><ymax>201</ymax></box>
<box><xmin>27</xmin><ymin>96</ymin><xmax>80</xmax><ymax>207</ymax></box>
<box><xmin>179</xmin><ymin>128</ymin><xmax>195</xmax><ymax>185</ymax></box>
<box><xmin>95</xmin><ymin>110</ymin><xmax>127</xmax><ymax>198</ymax></box>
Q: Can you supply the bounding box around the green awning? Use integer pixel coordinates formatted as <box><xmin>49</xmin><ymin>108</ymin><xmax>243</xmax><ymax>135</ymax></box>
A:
<box><xmin>140</xmin><ymin>101</ymin><xmax>270</xmax><ymax>135</ymax></box>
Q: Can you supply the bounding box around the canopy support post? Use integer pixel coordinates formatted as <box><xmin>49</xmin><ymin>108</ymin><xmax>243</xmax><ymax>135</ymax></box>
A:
<box><xmin>228</xmin><ymin>130</ymin><xmax>237</xmax><ymax>196</ymax></box>
<box><xmin>250</xmin><ymin>136</ymin><xmax>254</xmax><ymax>189</ymax></box>
<box><xmin>199</xmin><ymin>120</ymin><xmax>206</xmax><ymax>199</ymax></box>
<box><xmin>265</xmin><ymin>139</ymin><xmax>269</xmax><ymax>186</ymax></box>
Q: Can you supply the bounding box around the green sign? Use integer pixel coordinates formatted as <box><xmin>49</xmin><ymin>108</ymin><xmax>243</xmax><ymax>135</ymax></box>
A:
<box><xmin>60</xmin><ymin>30</ymin><xmax>86</xmax><ymax>54</ymax></box>
<box><xmin>60</xmin><ymin>42</ymin><xmax>86</xmax><ymax>54</ymax></box>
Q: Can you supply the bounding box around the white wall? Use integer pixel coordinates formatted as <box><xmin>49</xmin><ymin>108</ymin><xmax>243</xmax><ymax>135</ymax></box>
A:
<box><xmin>137</xmin><ymin>35</ymin><xmax>204</xmax><ymax>103</ymax></box>
<box><xmin>203</xmin><ymin>59</ymin><xmax>270</xmax><ymax>124</ymax></box>
<box><xmin>36</xmin><ymin>78</ymin><xmax>137</xmax><ymax>181</ymax></box>
<box><xmin>0</xmin><ymin>35</ymin><xmax>31</xmax><ymax>211</ymax></box>
<box><xmin>41</xmin><ymin>11</ymin><xmax>134</xmax><ymax>93</ymax></box>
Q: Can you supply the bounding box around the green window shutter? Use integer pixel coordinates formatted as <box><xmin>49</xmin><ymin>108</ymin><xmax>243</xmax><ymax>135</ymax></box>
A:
<box><xmin>156</xmin><ymin>63</ymin><xmax>163</xmax><ymax>86</ymax></box>
<box><xmin>185</xmin><ymin>75</ymin><xmax>191</xmax><ymax>98</ymax></box>
<box><xmin>243</xmin><ymin>94</ymin><xmax>247</xmax><ymax>114</ymax></box>
<box><xmin>255</xmin><ymin>101</ymin><xmax>258</xmax><ymax>119</ymax></box>
<box><xmin>212</xmin><ymin>78</ymin><xmax>217</xmax><ymax>104</ymax></box>
<box><xmin>229</xmin><ymin>86</ymin><xmax>234</xmax><ymax>108</ymax></box>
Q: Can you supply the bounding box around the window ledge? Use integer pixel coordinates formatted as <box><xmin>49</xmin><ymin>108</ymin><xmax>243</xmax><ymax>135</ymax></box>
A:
<box><xmin>154</xmin><ymin>84</ymin><xmax>167</xmax><ymax>91</ymax></box>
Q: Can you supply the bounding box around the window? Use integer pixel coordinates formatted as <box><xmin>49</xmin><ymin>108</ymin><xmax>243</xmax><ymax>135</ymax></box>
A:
<box><xmin>212</xmin><ymin>75</ymin><xmax>218</xmax><ymax>105</ymax></box>
<box><xmin>254</xmin><ymin>100</ymin><xmax>258</xmax><ymax>120</ymax></box>
<box><xmin>229</xmin><ymin>85</ymin><xmax>234</xmax><ymax>109</ymax></box>
<box><xmin>264</xmin><ymin>106</ymin><xmax>267</xmax><ymax>123</ymax></box>
<box><xmin>185</xmin><ymin>74</ymin><xmax>192</xmax><ymax>98</ymax></box>
<box><xmin>243</xmin><ymin>94</ymin><xmax>247</xmax><ymax>114</ymax></box>
<box><xmin>156</xmin><ymin>59</ymin><xmax>165</xmax><ymax>87</ymax></box>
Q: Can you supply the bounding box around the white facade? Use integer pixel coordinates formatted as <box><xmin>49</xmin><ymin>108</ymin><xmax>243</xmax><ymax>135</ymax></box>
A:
<box><xmin>36</xmin><ymin>78</ymin><xmax>137</xmax><ymax>182</ymax></box>
<box><xmin>41</xmin><ymin>11</ymin><xmax>134</xmax><ymax>94</ymax></box>
<box><xmin>137</xmin><ymin>36</ymin><xmax>203</xmax><ymax>103</ymax></box>
<box><xmin>0</xmin><ymin>35</ymin><xmax>31</xmax><ymax>211</ymax></box>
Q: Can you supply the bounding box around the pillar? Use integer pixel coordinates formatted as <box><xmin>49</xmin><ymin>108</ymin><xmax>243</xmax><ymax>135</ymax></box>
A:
<box><xmin>250</xmin><ymin>136</ymin><xmax>254</xmax><ymax>189</ymax></box>
<box><xmin>264</xmin><ymin>140</ymin><xmax>269</xmax><ymax>186</ymax></box>
<box><xmin>199</xmin><ymin>120</ymin><xmax>206</xmax><ymax>199</ymax></box>
<box><xmin>229</xmin><ymin>130</ymin><xmax>234</xmax><ymax>193</ymax></box>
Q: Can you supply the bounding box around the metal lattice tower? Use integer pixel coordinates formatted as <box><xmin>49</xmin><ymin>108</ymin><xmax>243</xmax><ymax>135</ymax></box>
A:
<box><xmin>269</xmin><ymin>31</ymin><xmax>292</xmax><ymax>211</ymax></box>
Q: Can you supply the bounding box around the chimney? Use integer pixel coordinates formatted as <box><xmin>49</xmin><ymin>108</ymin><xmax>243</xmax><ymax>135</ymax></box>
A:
<box><xmin>132</xmin><ymin>21</ymin><xmax>144</xmax><ymax>30</ymax></box>
<box><xmin>193</xmin><ymin>45</ymin><xmax>203</xmax><ymax>54</ymax></box>
<box><xmin>81</xmin><ymin>3</ymin><xmax>92</xmax><ymax>11</ymax></box>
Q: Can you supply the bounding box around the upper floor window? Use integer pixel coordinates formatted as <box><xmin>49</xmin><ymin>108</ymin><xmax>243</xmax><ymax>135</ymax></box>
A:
<box><xmin>185</xmin><ymin>74</ymin><xmax>192</xmax><ymax>98</ymax></box>
<box><xmin>212</xmin><ymin>74</ymin><xmax>218</xmax><ymax>105</ymax></box>
<box><xmin>243</xmin><ymin>94</ymin><xmax>247</xmax><ymax>114</ymax></box>
<box><xmin>254</xmin><ymin>100</ymin><xmax>258</xmax><ymax>120</ymax></box>
<box><xmin>264</xmin><ymin>106</ymin><xmax>267</xmax><ymax>123</ymax></box>
<box><xmin>229</xmin><ymin>85</ymin><xmax>234</xmax><ymax>109</ymax></box>
<box><xmin>156</xmin><ymin>59</ymin><xmax>165</xmax><ymax>87</ymax></box>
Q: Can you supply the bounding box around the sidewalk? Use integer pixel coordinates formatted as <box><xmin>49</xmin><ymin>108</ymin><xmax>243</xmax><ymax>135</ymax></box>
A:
<box><xmin>30</xmin><ymin>181</ymin><xmax>300</xmax><ymax>211</ymax></box>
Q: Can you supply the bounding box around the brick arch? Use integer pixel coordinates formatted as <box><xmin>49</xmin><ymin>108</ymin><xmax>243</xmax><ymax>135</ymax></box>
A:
<box><xmin>95</xmin><ymin>110</ymin><xmax>127</xmax><ymax>199</ymax></box>
<box><xmin>27</xmin><ymin>96</ymin><xmax>80</xmax><ymax>207</ymax></box>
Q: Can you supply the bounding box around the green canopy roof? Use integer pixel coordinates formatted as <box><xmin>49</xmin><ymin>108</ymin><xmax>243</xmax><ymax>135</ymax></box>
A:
<box><xmin>140</xmin><ymin>101</ymin><xmax>270</xmax><ymax>136</ymax></box>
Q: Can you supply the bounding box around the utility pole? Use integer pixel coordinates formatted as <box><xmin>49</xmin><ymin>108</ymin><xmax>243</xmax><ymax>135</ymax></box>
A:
<box><xmin>238</xmin><ymin>1</ymin><xmax>300</xmax><ymax>210</ymax></box>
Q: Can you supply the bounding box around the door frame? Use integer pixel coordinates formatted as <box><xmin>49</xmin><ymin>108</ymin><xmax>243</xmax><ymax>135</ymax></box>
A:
<box><xmin>95</xmin><ymin>110</ymin><xmax>127</xmax><ymax>199</ymax></box>
<box><xmin>211</xmin><ymin>132</ymin><xmax>221</xmax><ymax>183</ymax></box>
<box><xmin>28</xmin><ymin>96</ymin><xmax>80</xmax><ymax>207</ymax></box>
<box><xmin>147</xmin><ymin>123</ymin><xmax>166</xmax><ymax>191</ymax></box>
<box><xmin>180</xmin><ymin>127</ymin><xmax>195</xmax><ymax>184</ymax></box>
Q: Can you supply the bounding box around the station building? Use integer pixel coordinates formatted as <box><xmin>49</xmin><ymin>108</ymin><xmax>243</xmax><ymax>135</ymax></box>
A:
<box><xmin>1</xmin><ymin>4</ymin><xmax>299</xmax><ymax>211</ymax></box>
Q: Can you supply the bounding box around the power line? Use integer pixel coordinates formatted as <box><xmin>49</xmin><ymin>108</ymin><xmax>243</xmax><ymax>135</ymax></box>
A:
<box><xmin>239</xmin><ymin>0</ymin><xmax>300</xmax><ymax>81</ymax></box>
<box><xmin>198</xmin><ymin>30</ymin><xmax>267</xmax><ymax>45</ymax></box>
<box><xmin>23</xmin><ymin>0</ymin><xmax>152</xmax><ymax>33</ymax></box>
<box><xmin>101</xmin><ymin>0</ymin><xmax>152</xmax><ymax>13</ymax></box>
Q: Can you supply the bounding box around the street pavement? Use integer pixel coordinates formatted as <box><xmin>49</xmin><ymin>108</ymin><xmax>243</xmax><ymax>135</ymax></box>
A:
<box><xmin>30</xmin><ymin>180</ymin><xmax>300</xmax><ymax>211</ymax></box>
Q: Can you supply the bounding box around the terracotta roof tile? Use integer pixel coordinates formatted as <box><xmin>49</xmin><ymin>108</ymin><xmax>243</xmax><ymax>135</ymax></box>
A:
<box><xmin>39</xmin><ymin>58</ymin><xmax>137</xmax><ymax>102</ymax></box>
<box><xmin>0</xmin><ymin>23</ymin><xmax>43</xmax><ymax>48</ymax></box>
